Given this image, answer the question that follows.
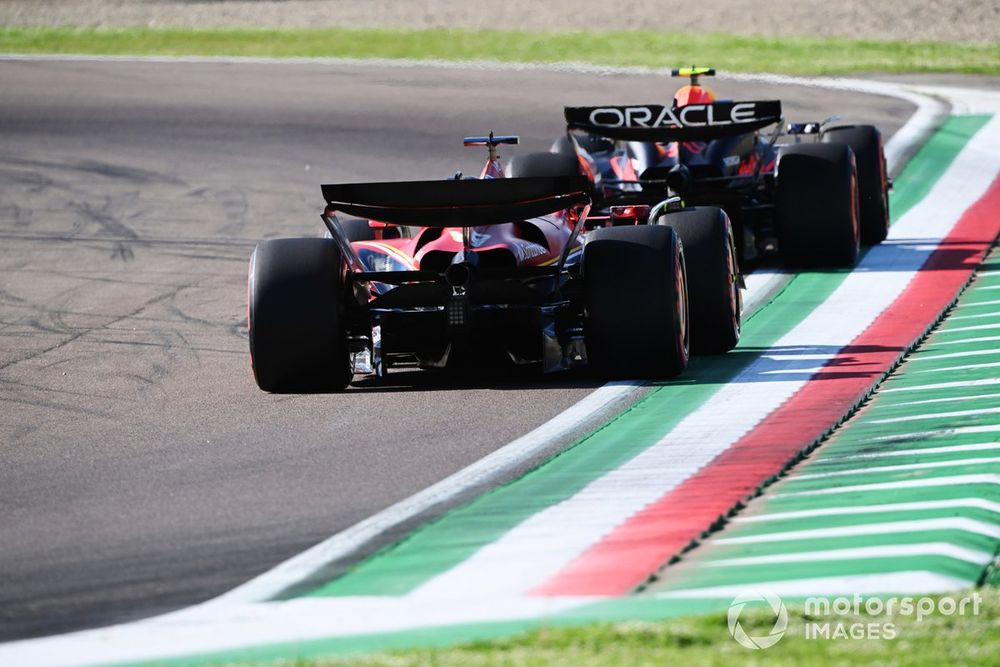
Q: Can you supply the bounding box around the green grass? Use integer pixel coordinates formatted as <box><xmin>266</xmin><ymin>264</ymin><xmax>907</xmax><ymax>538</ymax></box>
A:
<box><xmin>1</xmin><ymin>27</ymin><xmax>998</xmax><ymax>74</ymax></box>
<box><xmin>217</xmin><ymin>589</ymin><xmax>1000</xmax><ymax>666</ymax></box>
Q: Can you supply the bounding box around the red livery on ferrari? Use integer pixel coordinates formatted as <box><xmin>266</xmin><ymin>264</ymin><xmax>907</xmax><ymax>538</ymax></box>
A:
<box><xmin>248</xmin><ymin>134</ymin><xmax>694</xmax><ymax>391</ymax></box>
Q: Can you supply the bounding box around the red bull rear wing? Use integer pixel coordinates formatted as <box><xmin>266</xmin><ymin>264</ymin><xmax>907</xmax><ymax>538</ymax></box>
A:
<box><xmin>564</xmin><ymin>100</ymin><xmax>782</xmax><ymax>142</ymax></box>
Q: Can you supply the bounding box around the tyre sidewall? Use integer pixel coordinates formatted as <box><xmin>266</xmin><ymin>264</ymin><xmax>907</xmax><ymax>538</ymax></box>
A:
<box><xmin>249</xmin><ymin>237</ymin><xmax>352</xmax><ymax>392</ymax></box>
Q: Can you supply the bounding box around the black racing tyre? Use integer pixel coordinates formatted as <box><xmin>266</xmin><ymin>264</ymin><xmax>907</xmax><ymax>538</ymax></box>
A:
<box><xmin>506</xmin><ymin>151</ymin><xmax>581</xmax><ymax>179</ymax></box>
<box><xmin>776</xmin><ymin>143</ymin><xmax>860</xmax><ymax>268</ymax></box>
<box><xmin>823</xmin><ymin>125</ymin><xmax>889</xmax><ymax>245</ymax></box>
<box><xmin>248</xmin><ymin>237</ymin><xmax>352</xmax><ymax>392</ymax></box>
<box><xmin>657</xmin><ymin>206</ymin><xmax>741</xmax><ymax>354</ymax></box>
<box><xmin>584</xmin><ymin>224</ymin><xmax>689</xmax><ymax>379</ymax></box>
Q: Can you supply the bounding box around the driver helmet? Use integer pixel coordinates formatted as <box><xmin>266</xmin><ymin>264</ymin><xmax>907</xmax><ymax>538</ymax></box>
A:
<box><xmin>673</xmin><ymin>84</ymin><xmax>716</xmax><ymax>107</ymax></box>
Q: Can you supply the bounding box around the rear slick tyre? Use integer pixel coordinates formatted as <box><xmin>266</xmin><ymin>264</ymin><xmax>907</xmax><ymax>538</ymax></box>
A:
<box><xmin>776</xmin><ymin>143</ymin><xmax>860</xmax><ymax>268</ymax></box>
<box><xmin>823</xmin><ymin>124</ymin><xmax>890</xmax><ymax>245</ymax></box>
<box><xmin>658</xmin><ymin>206</ymin><xmax>741</xmax><ymax>354</ymax></box>
<box><xmin>248</xmin><ymin>237</ymin><xmax>352</xmax><ymax>392</ymax></box>
<box><xmin>584</xmin><ymin>224</ymin><xmax>689</xmax><ymax>379</ymax></box>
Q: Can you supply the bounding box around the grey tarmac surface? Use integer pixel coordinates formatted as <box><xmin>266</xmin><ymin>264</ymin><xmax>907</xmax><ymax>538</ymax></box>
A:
<box><xmin>0</xmin><ymin>59</ymin><xmax>913</xmax><ymax>641</ymax></box>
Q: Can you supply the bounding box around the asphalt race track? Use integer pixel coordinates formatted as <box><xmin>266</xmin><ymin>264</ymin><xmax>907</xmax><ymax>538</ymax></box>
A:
<box><xmin>0</xmin><ymin>59</ymin><xmax>914</xmax><ymax>640</ymax></box>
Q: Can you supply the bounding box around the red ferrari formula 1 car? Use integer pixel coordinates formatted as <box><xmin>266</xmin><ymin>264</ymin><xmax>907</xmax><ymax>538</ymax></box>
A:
<box><xmin>247</xmin><ymin>134</ymin><xmax>711</xmax><ymax>392</ymax></box>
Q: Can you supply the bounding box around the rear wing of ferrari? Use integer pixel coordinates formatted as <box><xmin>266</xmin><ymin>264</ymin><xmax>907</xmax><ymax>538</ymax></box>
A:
<box><xmin>564</xmin><ymin>100</ymin><xmax>782</xmax><ymax>142</ymax></box>
<box><xmin>322</xmin><ymin>175</ymin><xmax>591</xmax><ymax>226</ymax></box>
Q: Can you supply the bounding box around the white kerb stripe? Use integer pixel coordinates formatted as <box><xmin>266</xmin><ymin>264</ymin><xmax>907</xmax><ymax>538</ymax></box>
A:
<box><xmin>733</xmin><ymin>498</ymin><xmax>1000</xmax><ymax>522</ymax></box>
<box><xmin>870</xmin><ymin>425</ymin><xmax>1000</xmax><ymax>442</ymax></box>
<box><xmin>879</xmin><ymin>378</ymin><xmax>1000</xmax><ymax>393</ymax></box>
<box><xmin>742</xmin><ymin>269</ymin><xmax>792</xmax><ymax>314</ymax></box>
<box><xmin>821</xmin><ymin>442</ymin><xmax>1000</xmax><ymax>460</ymax></box>
<box><xmin>915</xmin><ymin>360</ymin><xmax>1000</xmax><ymax>372</ymax></box>
<box><xmin>875</xmin><ymin>392</ymin><xmax>1000</xmax><ymax>407</ymax></box>
<box><xmin>924</xmin><ymin>334</ymin><xmax>1000</xmax><ymax>346</ymax></box>
<box><xmin>713</xmin><ymin>517</ymin><xmax>1000</xmax><ymax>544</ymax></box>
<box><xmin>654</xmin><ymin>571</ymin><xmax>974</xmax><ymax>598</ymax></box>
<box><xmin>704</xmin><ymin>542</ymin><xmax>994</xmax><ymax>567</ymax></box>
<box><xmin>938</xmin><ymin>323</ymin><xmax>1000</xmax><ymax>333</ymax></box>
<box><xmin>777</xmin><ymin>473</ymin><xmax>1000</xmax><ymax>497</ymax></box>
<box><xmin>794</xmin><ymin>457</ymin><xmax>1000</xmax><ymax>480</ymax></box>
<box><xmin>868</xmin><ymin>406</ymin><xmax>1000</xmax><ymax>424</ymax></box>
<box><xmin>914</xmin><ymin>349</ymin><xmax>1000</xmax><ymax>361</ymax></box>
<box><xmin>945</xmin><ymin>312</ymin><xmax>1000</xmax><ymax>321</ymax></box>
<box><xmin>956</xmin><ymin>298</ymin><xmax>1000</xmax><ymax>308</ymax></box>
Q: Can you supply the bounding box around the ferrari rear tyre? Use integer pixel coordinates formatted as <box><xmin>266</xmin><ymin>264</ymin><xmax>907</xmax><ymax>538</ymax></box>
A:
<box><xmin>776</xmin><ymin>143</ymin><xmax>860</xmax><ymax>268</ymax></box>
<box><xmin>584</xmin><ymin>225</ymin><xmax>689</xmax><ymax>379</ymax></box>
<box><xmin>248</xmin><ymin>237</ymin><xmax>352</xmax><ymax>392</ymax></box>
<box><xmin>823</xmin><ymin>125</ymin><xmax>889</xmax><ymax>245</ymax></box>
<box><xmin>657</xmin><ymin>206</ymin><xmax>740</xmax><ymax>354</ymax></box>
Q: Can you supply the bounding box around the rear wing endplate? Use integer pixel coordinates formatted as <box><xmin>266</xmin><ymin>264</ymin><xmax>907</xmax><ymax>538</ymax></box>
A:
<box><xmin>564</xmin><ymin>100</ymin><xmax>782</xmax><ymax>142</ymax></box>
<box><xmin>322</xmin><ymin>175</ymin><xmax>590</xmax><ymax>227</ymax></box>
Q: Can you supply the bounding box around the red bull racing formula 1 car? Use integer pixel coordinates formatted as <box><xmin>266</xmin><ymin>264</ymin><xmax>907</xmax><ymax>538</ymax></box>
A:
<box><xmin>248</xmin><ymin>134</ymin><xmax>701</xmax><ymax>391</ymax></box>
<box><xmin>505</xmin><ymin>66</ymin><xmax>890</xmax><ymax>353</ymax></box>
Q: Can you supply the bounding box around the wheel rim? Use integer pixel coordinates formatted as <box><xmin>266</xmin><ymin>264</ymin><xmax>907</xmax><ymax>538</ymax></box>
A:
<box><xmin>676</xmin><ymin>245</ymin><xmax>690</xmax><ymax>361</ymax></box>
<box><xmin>726</xmin><ymin>223</ymin><xmax>741</xmax><ymax>337</ymax></box>
<box><xmin>850</xmin><ymin>169</ymin><xmax>861</xmax><ymax>251</ymax></box>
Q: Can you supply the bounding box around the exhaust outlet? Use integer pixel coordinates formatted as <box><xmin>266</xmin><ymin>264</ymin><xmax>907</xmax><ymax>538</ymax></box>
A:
<box><xmin>445</xmin><ymin>262</ymin><xmax>474</xmax><ymax>289</ymax></box>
